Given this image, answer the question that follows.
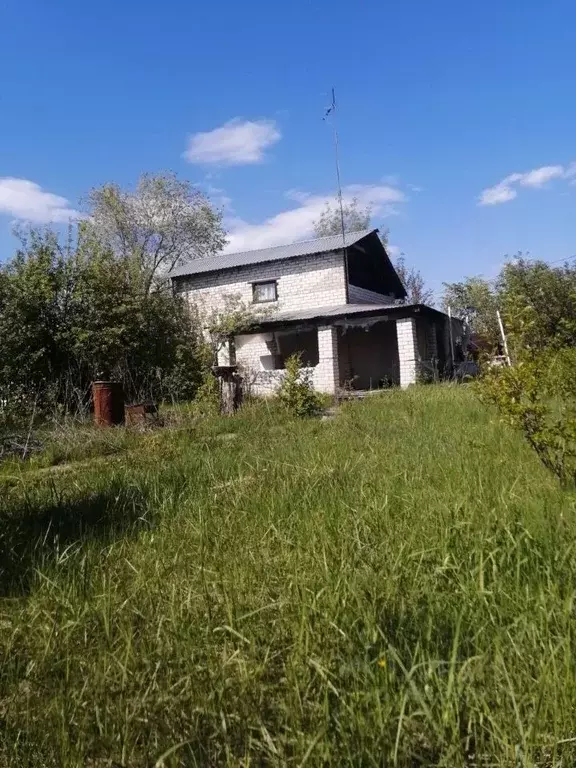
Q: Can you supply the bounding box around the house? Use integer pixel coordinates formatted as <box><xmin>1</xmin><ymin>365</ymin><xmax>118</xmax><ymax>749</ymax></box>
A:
<box><xmin>171</xmin><ymin>229</ymin><xmax>463</xmax><ymax>394</ymax></box>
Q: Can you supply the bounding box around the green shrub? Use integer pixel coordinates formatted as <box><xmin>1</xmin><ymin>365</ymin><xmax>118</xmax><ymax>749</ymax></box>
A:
<box><xmin>190</xmin><ymin>369</ymin><xmax>221</xmax><ymax>417</ymax></box>
<box><xmin>277</xmin><ymin>353</ymin><xmax>323</xmax><ymax>417</ymax></box>
<box><xmin>478</xmin><ymin>348</ymin><xmax>576</xmax><ymax>485</ymax></box>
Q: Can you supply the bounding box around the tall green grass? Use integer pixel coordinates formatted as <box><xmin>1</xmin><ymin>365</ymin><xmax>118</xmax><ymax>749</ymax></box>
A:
<box><xmin>1</xmin><ymin>387</ymin><xmax>576</xmax><ymax>766</ymax></box>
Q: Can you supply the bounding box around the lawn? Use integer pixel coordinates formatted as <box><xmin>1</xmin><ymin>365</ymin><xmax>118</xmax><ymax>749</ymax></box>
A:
<box><xmin>1</xmin><ymin>387</ymin><xmax>576</xmax><ymax>767</ymax></box>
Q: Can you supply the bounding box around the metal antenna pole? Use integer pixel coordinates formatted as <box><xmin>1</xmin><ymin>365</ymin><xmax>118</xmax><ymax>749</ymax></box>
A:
<box><xmin>330</xmin><ymin>89</ymin><xmax>346</xmax><ymax>250</ymax></box>
<box><xmin>325</xmin><ymin>88</ymin><xmax>348</xmax><ymax>278</ymax></box>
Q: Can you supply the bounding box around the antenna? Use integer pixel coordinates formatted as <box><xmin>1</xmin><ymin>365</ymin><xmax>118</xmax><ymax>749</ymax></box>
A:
<box><xmin>324</xmin><ymin>88</ymin><xmax>348</xmax><ymax>278</ymax></box>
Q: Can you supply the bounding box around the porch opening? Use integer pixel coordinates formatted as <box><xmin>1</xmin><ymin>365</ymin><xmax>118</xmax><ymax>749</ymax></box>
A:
<box><xmin>337</xmin><ymin>320</ymin><xmax>400</xmax><ymax>389</ymax></box>
<box><xmin>260</xmin><ymin>329</ymin><xmax>319</xmax><ymax>371</ymax></box>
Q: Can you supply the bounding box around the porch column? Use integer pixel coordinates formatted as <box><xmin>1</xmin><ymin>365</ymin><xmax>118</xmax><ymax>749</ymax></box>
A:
<box><xmin>396</xmin><ymin>317</ymin><xmax>418</xmax><ymax>388</ymax></box>
<box><xmin>315</xmin><ymin>326</ymin><xmax>339</xmax><ymax>393</ymax></box>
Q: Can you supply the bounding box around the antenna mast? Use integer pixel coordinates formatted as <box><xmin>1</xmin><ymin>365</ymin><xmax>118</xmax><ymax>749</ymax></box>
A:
<box><xmin>324</xmin><ymin>87</ymin><xmax>348</xmax><ymax>272</ymax></box>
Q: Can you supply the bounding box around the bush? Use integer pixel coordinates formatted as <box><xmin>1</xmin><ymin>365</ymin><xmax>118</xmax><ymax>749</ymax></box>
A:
<box><xmin>478</xmin><ymin>348</ymin><xmax>576</xmax><ymax>485</ymax></box>
<box><xmin>0</xmin><ymin>227</ymin><xmax>206</xmax><ymax>417</ymax></box>
<box><xmin>277</xmin><ymin>353</ymin><xmax>323</xmax><ymax>417</ymax></box>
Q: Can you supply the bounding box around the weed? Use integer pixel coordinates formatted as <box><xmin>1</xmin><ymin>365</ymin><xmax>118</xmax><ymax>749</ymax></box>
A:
<box><xmin>1</xmin><ymin>388</ymin><xmax>576</xmax><ymax>766</ymax></box>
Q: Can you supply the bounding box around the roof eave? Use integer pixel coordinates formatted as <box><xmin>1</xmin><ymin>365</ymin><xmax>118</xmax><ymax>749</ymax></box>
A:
<box><xmin>251</xmin><ymin>303</ymin><xmax>451</xmax><ymax>333</ymax></box>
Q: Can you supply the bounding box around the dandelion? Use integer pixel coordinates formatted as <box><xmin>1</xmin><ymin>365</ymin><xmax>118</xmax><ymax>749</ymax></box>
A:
<box><xmin>377</xmin><ymin>657</ymin><xmax>386</xmax><ymax>669</ymax></box>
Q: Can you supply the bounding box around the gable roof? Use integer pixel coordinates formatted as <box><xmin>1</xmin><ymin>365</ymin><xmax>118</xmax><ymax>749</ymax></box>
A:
<box><xmin>170</xmin><ymin>229</ymin><xmax>375</xmax><ymax>278</ymax></box>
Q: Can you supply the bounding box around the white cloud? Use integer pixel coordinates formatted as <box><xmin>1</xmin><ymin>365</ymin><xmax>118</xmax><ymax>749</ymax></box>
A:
<box><xmin>0</xmin><ymin>178</ymin><xmax>80</xmax><ymax>223</ymax></box>
<box><xmin>518</xmin><ymin>165</ymin><xmax>563</xmax><ymax>187</ymax></box>
<box><xmin>224</xmin><ymin>183</ymin><xmax>406</xmax><ymax>253</ymax></box>
<box><xmin>479</xmin><ymin>163</ymin><xmax>574</xmax><ymax>205</ymax></box>
<box><xmin>184</xmin><ymin>118</ymin><xmax>281</xmax><ymax>166</ymax></box>
<box><xmin>479</xmin><ymin>180</ymin><xmax>518</xmax><ymax>206</ymax></box>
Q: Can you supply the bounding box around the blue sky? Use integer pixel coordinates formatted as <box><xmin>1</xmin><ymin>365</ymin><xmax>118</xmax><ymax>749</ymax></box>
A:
<box><xmin>1</xmin><ymin>0</ymin><xmax>575</xmax><ymax>296</ymax></box>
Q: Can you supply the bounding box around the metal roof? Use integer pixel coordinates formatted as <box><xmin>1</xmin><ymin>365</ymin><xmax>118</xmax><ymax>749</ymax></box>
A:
<box><xmin>267</xmin><ymin>303</ymin><xmax>394</xmax><ymax>323</ymax></box>
<box><xmin>253</xmin><ymin>302</ymin><xmax>452</xmax><ymax>329</ymax></box>
<box><xmin>170</xmin><ymin>229</ymin><xmax>375</xmax><ymax>278</ymax></box>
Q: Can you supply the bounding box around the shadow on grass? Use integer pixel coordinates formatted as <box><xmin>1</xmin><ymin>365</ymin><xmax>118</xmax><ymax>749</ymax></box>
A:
<box><xmin>0</xmin><ymin>482</ymin><xmax>152</xmax><ymax>597</ymax></box>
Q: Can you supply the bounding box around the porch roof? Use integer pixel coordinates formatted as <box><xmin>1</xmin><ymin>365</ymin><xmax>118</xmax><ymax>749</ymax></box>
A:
<box><xmin>252</xmin><ymin>303</ymin><xmax>452</xmax><ymax>332</ymax></box>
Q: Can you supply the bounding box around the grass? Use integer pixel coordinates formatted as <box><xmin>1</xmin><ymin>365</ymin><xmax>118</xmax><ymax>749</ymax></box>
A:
<box><xmin>1</xmin><ymin>387</ymin><xmax>576</xmax><ymax>766</ymax></box>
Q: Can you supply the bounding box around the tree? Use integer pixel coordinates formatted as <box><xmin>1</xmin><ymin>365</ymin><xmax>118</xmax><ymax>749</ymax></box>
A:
<box><xmin>441</xmin><ymin>276</ymin><xmax>500</xmax><ymax>349</ymax></box>
<box><xmin>393</xmin><ymin>253</ymin><xmax>434</xmax><ymax>305</ymax></box>
<box><xmin>313</xmin><ymin>197</ymin><xmax>372</xmax><ymax>238</ymax></box>
<box><xmin>442</xmin><ymin>258</ymin><xmax>576</xmax><ymax>355</ymax></box>
<box><xmin>312</xmin><ymin>197</ymin><xmax>431</xmax><ymax>305</ymax></box>
<box><xmin>0</xmin><ymin>226</ymin><xmax>206</xmax><ymax>416</ymax></box>
<box><xmin>498</xmin><ymin>257</ymin><xmax>576</xmax><ymax>352</ymax></box>
<box><xmin>85</xmin><ymin>172</ymin><xmax>226</xmax><ymax>295</ymax></box>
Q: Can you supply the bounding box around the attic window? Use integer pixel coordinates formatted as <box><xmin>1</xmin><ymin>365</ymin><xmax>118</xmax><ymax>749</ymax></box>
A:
<box><xmin>252</xmin><ymin>280</ymin><xmax>278</xmax><ymax>303</ymax></box>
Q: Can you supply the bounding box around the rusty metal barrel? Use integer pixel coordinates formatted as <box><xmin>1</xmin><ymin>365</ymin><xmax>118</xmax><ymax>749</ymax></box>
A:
<box><xmin>92</xmin><ymin>381</ymin><xmax>125</xmax><ymax>426</ymax></box>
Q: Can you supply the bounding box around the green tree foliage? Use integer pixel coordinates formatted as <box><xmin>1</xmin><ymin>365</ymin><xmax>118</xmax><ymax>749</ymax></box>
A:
<box><xmin>393</xmin><ymin>253</ymin><xmax>434</xmax><ymax>305</ymax></box>
<box><xmin>311</xmin><ymin>197</ymin><xmax>432</xmax><ymax>305</ymax></box>
<box><xmin>441</xmin><ymin>276</ymin><xmax>500</xmax><ymax>349</ymax></box>
<box><xmin>0</xmin><ymin>226</ymin><xmax>205</xmax><ymax>416</ymax></box>
<box><xmin>443</xmin><ymin>258</ymin><xmax>576</xmax><ymax>353</ymax></box>
<box><xmin>498</xmin><ymin>257</ymin><xmax>576</xmax><ymax>352</ymax></box>
<box><xmin>471</xmin><ymin>257</ymin><xmax>576</xmax><ymax>484</ymax></box>
<box><xmin>85</xmin><ymin>172</ymin><xmax>226</xmax><ymax>295</ymax></box>
<box><xmin>479</xmin><ymin>348</ymin><xmax>576</xmax><ymax>485</ymax></box>
<box><xmin>313</xmin><ymin>197</ymin><xmax>372</xmax><ymax>238</ymax></box>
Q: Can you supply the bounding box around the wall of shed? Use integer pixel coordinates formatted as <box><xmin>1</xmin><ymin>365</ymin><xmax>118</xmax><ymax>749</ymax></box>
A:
<box><xmin>181</xmin><ymin>252</ymin><xmax>347</xmax><ymax>316</ymax></box>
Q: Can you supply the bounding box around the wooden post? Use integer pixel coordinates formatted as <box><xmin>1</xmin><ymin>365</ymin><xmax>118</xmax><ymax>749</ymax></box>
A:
<box><xmin>448</xmin><ymin>306</ymin><xmax>456</xmax><ymax>376</ymax></box>
<box><xmin>212</xmin><ymin>366</ymin><xmax>243</xmax><ymax>415</ymax></box>
<box><xmin>496</xmin><ymin>310</ymin><xmax>511</xmax><ymax>366</ymax></box>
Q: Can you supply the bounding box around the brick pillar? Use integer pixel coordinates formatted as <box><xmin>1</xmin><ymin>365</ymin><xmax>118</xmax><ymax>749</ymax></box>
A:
<box><xmin>396</xmin><ymin>317</ymin><xmax>418</xmax><ymax>388</ymax></box>
<box><xmin>315</xmin><ymin>326</ymin><xmax>339</xmax><ymax>393</ymax></box>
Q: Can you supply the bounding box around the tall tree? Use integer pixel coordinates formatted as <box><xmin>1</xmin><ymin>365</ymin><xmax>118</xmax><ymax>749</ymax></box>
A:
<box><xmin>85</xmin><ymin>172</ymin><xmax>226</xmax><ymax>295</ymax></box>
<box><xmin>442</xmin><ymin>257</ymin><xmax>576</xmax><ymax>354</ymax></box>
<box><xmin>313</xmin><ymin>197</ymin><xmax>372</xmax><ymax>238</ymax></box>
<box><xmin>498</xmin><ymin>257</ymin><xmax>576</xmax><ymax>351</ymax></box>
<box><xmin>311</xmin><ymin>197</ymin><xmax>431</xmax><ymax>305</ymax></box>
<box><xmin>441</xmin><ymin>276</ymin><xmax>500</xmax><ymax>348</ymax></box>
<box><xmin>393</xmin><ymin>253</ymin><xmax>434</xmax><ymax>305</ymax></box>
<box><xmin>0</xmin><ymin>226</ymin><xmax>206</xmax><ymax>414</ymax></box>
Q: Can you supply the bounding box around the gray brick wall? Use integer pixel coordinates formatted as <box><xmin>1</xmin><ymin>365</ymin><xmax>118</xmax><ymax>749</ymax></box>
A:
<box><xmin>183</xmin><ymin>252</ymin><xmax>347</xmax><ymax>315</ymax></box>
<box><xmin>348</xmin><ymin>284</ymin><xmax>394</xmax><ymax>305</ymax></box>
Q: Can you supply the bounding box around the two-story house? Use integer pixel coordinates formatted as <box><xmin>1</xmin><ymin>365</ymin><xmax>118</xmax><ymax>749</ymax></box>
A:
<box><xmin>171</xmin><ymin>229</ymin><xmax>462</xmax><ymax>394</ymax></box>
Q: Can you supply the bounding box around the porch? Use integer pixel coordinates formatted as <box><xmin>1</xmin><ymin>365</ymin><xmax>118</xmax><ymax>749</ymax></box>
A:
<box><xmin>234</xmin><ymin>304</ymin><xmax>461</xmax><ymax>396</ymax></box>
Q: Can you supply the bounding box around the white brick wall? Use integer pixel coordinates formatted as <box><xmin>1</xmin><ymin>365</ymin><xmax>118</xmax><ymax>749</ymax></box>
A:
<box><xmin>315</xmin><ymin>326</ymin><xmax>339</xmax><ymax>393</ymax></box>
<box><xmin>182</xmin><ymin>252</ymin><xmax>347</xmax><ymax>316</ymax></box>
<box><xmin>396</xmin><ymin>317</ymin><xmax>418</xmax><ymax>388</ymax></box>
<box><xmin>235</xmin><ymin>333</ymin><xmax>281</xmax><ymax>395</ymax></box>
<box><xmin>235</xmin><ymin>327</ymin><xmax>339</xmax><ymax>396</ymax></box>
<box><xmin>348</xmin><ymin>284</ymin><xmax>394</xmax><ymax>305</ymax></box>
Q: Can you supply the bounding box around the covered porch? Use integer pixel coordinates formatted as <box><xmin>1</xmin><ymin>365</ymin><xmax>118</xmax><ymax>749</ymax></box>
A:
<box><xmin>235</xmin><ymin>304</ymin><xmax>462</xmax><ymax>396</ymax></box>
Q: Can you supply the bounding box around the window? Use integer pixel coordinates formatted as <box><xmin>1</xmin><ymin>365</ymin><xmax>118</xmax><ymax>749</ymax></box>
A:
<box><xmin>252</xmin><ymin>280</ymin><xmax>277</xmax><ymax>303</ymax></box>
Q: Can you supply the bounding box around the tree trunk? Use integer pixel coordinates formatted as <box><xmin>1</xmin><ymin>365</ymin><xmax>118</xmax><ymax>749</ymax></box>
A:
<box><xmin>215</xmin><ymin>368</ymin><xmax>243</xmax><ymax>415</ymax></box>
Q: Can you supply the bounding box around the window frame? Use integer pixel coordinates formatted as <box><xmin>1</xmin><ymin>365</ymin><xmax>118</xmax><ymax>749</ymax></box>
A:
<box><xmin>251</xmin><ymin>279</ymin><xmax>278</xmax><ymax>304</ymax></box>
